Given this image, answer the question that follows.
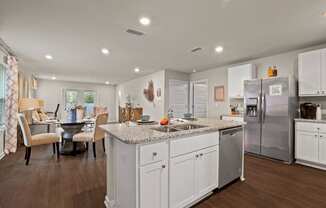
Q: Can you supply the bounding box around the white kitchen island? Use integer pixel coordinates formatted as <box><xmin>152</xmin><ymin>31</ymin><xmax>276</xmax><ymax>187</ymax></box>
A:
<box><xmin>101</xmin><ymin>118</ymin><xmax>245</xmax><ymax>208</ymax></box>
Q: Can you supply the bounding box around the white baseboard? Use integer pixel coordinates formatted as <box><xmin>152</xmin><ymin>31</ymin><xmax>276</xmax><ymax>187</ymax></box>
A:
<box><xmin>104</xmin><ymin>195</ymin><xmax>117</xmax><ymax>208</ymax></box>
<box><xmin>0</xmin><ymin>152</ymin><xmax>5</xmax><ymax>160</ymax></box>
<box><xmin>296</xmin><ymin>160</ymin><xmax>326</xmax><ymax>171</ymax></box>
<box><xmin>184</xmin><ymin>192</ymin><xmax>213</xmax><ymax>208</ymax></box>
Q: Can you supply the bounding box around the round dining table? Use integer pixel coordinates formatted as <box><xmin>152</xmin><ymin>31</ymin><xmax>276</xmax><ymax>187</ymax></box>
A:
<box><xmin>58</xmin><ymin>120</ymin><xmax>89</xmax><ymax>155</ymax></box>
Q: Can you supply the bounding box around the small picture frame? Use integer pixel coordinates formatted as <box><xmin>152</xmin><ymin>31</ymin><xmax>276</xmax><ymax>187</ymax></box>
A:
<box><xmin>214</xmin><ymin>86</ymin><xmax>224</xmax><ymax>102</ymax></box>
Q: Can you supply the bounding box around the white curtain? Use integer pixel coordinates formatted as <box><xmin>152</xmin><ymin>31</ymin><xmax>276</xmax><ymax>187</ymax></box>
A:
<box><xmin>4</xmin><ymin>56</ymin><xmax>18</xmax><ymax>154</ymax></box>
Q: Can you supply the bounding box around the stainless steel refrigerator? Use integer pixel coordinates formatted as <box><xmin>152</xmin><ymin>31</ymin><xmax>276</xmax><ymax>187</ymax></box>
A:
<box><xmin>244</xmin><ymin>77</ymin><xmax>297</xmax><ymax>163</ymax></box>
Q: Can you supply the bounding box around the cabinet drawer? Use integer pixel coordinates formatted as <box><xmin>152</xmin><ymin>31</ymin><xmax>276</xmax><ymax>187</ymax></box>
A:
<box><xmin>170</xmin><ymin>132</ymin><xmax>219</xmax><ymax>157</ymax></box>
<box><xmin>140</xmin><ymin>142</ymin><xmax>168</xmax><ymax>166</ymax></box>
<box><xmin>296</xmin><ymin>122</ymin><xmax>318</xmax><ymax>132</ymax></box>
<box><xmin>316</xmin><ymin>123</ymin><xmax>326</xmax><ymax>133</ymax></box>
<box><xmin>222</xmin><ymin>116</ymin><xmax>244</xmax><ymax>122</ymax></box>
<box><xmin>296</xmin><ymin>122</ymin><xmax>326</xmax><ymax>133</ymax></box>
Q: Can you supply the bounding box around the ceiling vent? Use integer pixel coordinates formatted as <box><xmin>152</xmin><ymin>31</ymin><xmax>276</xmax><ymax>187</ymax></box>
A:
<box><xmin>126</xmin><ymin>29</ymin><xmax>144</xmax><ymax>36</ymax></box>
<box><xmin>191</xmin><ymin>47</ymin><xmax>202</xmax><ymax>53</ymax></box>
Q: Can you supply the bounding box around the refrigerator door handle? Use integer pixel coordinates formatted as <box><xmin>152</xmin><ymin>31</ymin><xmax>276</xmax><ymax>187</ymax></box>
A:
<box><xmin>258</xmin><ymin>93</ymin><xmax>262</xmax><ymax>122</ymax></box>
<box><xmin>262</xmin><ymin>93</ymin><xmax>266</xmax><ymax>123</ymax></box>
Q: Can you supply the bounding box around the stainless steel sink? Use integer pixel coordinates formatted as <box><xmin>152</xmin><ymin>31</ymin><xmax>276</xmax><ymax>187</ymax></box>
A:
<box><xmin>174</xmin><ymin>124</ymin><xmax>208</xmax><ymax>130</ymax></box>
<box><xmin>151</xmin><ymin>126</ymin><xmax>180</xmax><ymax>133</ymax></box>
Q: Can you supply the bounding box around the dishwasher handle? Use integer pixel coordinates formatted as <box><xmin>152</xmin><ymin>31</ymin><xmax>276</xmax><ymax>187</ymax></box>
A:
<box><xmin>220</xmin><ymin>127</ymin><xmax>243</xmax><ymax>136</ymax></box>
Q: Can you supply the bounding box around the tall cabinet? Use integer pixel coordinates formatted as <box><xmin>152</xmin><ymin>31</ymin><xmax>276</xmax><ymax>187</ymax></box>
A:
<box><xmin>228</xmin><ymin>64</ymin><xmax>256</xmax><ymax>99</ymax></box>
<box><xmin>298</xmin><ymin>49</ymin><xmax>326</xmax><ymax>96</ymax></box>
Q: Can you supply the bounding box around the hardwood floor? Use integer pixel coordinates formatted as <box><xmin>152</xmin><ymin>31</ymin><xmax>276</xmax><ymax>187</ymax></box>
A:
<box><xmin>1</xmin><ymin>144</ymin><xmax>326</xmax><ymax>208</ymax></box>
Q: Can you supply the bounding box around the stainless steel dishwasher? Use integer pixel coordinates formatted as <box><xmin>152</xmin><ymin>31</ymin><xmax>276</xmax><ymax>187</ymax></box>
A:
<box><xmin>218</xmin><ymin>126</ymin><xmax>243</xmax><ymax>188</ymax></box>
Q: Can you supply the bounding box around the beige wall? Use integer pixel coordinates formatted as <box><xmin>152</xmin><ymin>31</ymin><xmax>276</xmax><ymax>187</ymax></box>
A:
<box><xmin>116</xmin><ymin>70</ymin><xmax>165</xmax><ymax>121</ymax></box>
<box><xmin>36</xmin><ymin>79</ymin><xmax>116</xmax><ymax>121</ymax></box>
<box><xmin>190</xmin><ymin>43</ymin><xmax>326</xmax><ymax>118</ymax></box>
<box><xmin>0</xmin><ymin>51</ymin><xmax>6</xmax><ymax>65</ymax></box>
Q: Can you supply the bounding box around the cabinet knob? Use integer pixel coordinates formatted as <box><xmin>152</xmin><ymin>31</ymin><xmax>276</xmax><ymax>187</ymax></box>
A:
<box><xmin>162</xmin><ymin>165</ymin><xmax>166</xmax><ymax>169</ymax></box>
<box><xmin>153</xmin><ymin>152</ymin><xmax>157</xmax><ymax>156</ymax></box>
<box><xmin>195</xmin><ymin>154</ymin><xmax>199</xmax><ymax>158</ymax></box>
<box><xmin>320</xmin><ymin>135</ymin><xmax>323</xmax><ymax>138</ymax></box>
<box><xmin>200</xmin><ymin>153</ymin><xmax>203</xmax><ymax>156</ymax></box>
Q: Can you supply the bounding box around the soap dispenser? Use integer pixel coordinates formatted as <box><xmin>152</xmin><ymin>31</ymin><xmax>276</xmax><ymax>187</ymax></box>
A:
<box><xmin>316</xmin><ymin>104</ymin><xmax>322</xmax><ymax>120</ymax></box>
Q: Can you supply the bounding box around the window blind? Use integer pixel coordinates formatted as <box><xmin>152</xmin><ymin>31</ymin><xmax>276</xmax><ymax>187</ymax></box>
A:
<box><xmin>0</xmin><ymin>64</ymin><xmax>5</xmax><ymax>124</ymax></box>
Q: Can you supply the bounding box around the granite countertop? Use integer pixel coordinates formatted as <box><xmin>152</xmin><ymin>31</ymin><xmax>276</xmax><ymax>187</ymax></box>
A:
<box><xmin>100</xmin><ymin>118</ymin><xmax>245</xmax><ymax>144</ymax></box>
<box><xmin>294</xmin><ymin>118</ymin><xmax>326</xmax><ymax>124</ymax></box>
<box><xmin>221</xmin><ymin>114</ymin><xmax>244</xmax><ymax>117</ymax></box>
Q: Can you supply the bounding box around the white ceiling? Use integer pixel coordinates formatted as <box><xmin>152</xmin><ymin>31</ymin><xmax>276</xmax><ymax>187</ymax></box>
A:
<box><xmin>1</xmin><ymin>0</ymin><xmax>326</xmax><ymax>84</ymax></box>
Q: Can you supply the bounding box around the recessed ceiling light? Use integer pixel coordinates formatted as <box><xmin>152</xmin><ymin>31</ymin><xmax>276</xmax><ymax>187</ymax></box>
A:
<box><xmin>134</xmin><ymin>67</ymin><xmax>140</xmax><ymax>73</ymax></box>
<box><xmin>51</xmin><ymin>76</ymin><xmax>56</xmax><ymax>80</ymax></box>
<box><xmin>101</xmin><ymin>48</ymin><xmax>110</xmax><ymax>55</ymax></box>
<box><xmin>105</xmin><ymin>81</ymin><xmax>110</xmax><ymax>85</ymax></box>
<box><xmin>215</xmin><ymin>46</ymin><xmax>224</xmax><ymax>53</ymax></box>
<box><xmin>193</xmin><ymin>69</ymin><xmax>197</xmax><ymax>73</ymax></box>
<box><xmin>139</xmin><ymin>17</ymin><xmax>151</xmax><ymax>26</ymax></box>
<box><xmin>45</xmin><ymin>54</ymin><xmax>53</xmax><ymax>60</ymax></box>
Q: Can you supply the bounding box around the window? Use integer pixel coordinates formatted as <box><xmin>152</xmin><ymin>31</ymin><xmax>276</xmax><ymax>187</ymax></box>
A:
<box><xmin>64</xmin><ymin>89</ymin><xmax>96</xmax><ymax>117</ymax></box>
<box><xmin>65</xmin><ymin>90</ymin><xmax>79</xmax><ymax>109</ymax></box>
<box><xmin>0</xmin><ymin>64</ymin><xmax>5</xmax><ymax>125</ymax></box>
<box><xmin>83</xmin><ymin>91</ymin><xmax>96</xmax><ymax>116</ymax></box>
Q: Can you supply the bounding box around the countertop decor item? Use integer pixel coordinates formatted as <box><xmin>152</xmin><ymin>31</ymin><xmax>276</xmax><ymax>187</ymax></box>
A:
<box><xmin>316</xmin><ymin>104</ymin><xmax>322</xmax><ymax>120</ymax></box>
<box><xmin>214</xmin><ymin>86</ymin><xmax>225</xmax><ymax>101</ymax></box>
<box><xmin>118</xmin><ymin>105</ymin><xmax>143</xmax><ymax>122</ymax></box>
<box><xmin>268</xmin><ymin>66</ymin><xmax>278</xmax><ymax>77</ymax></box>
<box><xmin>143</xmin><ymin>80</ymin><xmax>155</xmax><ymax>102</ymax></box>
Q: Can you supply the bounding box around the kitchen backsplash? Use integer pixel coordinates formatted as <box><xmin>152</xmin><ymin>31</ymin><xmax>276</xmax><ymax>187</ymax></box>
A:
<box><xmin>299</xmin><ymin>97</ymin><xmax>326</xmax><ymax>114</ymax></box>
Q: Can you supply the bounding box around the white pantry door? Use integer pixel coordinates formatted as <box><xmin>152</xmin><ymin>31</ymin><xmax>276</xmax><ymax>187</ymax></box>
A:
<box><xmin>191</xmin><ymin>80</ymin><xmax>208</xmax><ymax>118</ymax></box>
<box><xmin>169</xmin><ymin>79</ymin><xmax>189</xmax><ymax>118</ymax></box>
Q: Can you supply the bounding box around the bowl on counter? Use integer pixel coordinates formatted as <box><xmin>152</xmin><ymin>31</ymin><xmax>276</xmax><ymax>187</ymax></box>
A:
<box><xmin>140</xmin><ymin>115</ymin><xmax>150</xmax><ymax>122</ymax></box>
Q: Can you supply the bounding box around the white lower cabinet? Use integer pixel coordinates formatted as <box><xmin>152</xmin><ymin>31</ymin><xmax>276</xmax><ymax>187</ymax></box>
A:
<box><xmin>140</xmin><ymin>160</ymin><xmax>168</xmax><ymax>208</ymax></box>
<box><xmin>169</xmin><ymin>146</ymin><xmax>218</xmax><ymax>208</ymax></box>
<box><xmin>170</xmin><ymin>152</ymin><xmax>197</xmax><ymax>208</ymax></box>
<box><xmin>295</xmin><ymin>121</ymin><xmax>326</xmax><ymax>169</ymax></box>
<box><xmin>197</xmin><ymin>147</ymin><xmax>218</xmax><ymax>198</ymax></box>
<box><xmin>296</xmin><ymin>131</ymin><xmax>319</xmax><ymax>163</ymax></box>
<box><xmin>105</xmin><ymin>133</ymin><xmax>221</xmax><ymax>208</ymax></box>
<box><xmin>318</xmin><ymin>133</ymin><xmax>326</xmax><ymax>164</ymax></box>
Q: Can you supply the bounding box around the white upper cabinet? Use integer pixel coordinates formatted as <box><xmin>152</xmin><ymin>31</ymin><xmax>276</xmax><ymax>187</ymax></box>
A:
<box><xmin>228</xmin><ymin>64</ymin><xmax>256</xmax><ymax>98</ymax></box>
<box><xmin>321</xmin><ymin>49</ymin><xmax>326</xmax><ymax>92</ymax></box>
<box><xmin>298</xmin><ymin>49</ymin><xmax>326</xmax><ymax>96</ymax></box>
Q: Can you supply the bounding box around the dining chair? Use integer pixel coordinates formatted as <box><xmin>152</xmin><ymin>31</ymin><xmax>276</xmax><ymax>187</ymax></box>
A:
<box><xmin>17</xmin><ymin>113</ymin><xmax>61</xmax><ymax>165</ymax></box>
<box><xmin>72</xmin><ymin>113</ymin><xmax>108</xmax><ymax>158</ymax></box>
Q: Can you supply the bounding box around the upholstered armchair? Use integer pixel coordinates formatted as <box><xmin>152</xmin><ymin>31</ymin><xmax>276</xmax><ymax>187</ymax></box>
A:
<box><xmin>72</xmin><ymin>113</ymin><xmax>108</xmax><ymax>158</ymax></box>
<box><xmin>17</xmin><ymin>113</ymin><xmax>61</xmax><ymax>165</ymax></box>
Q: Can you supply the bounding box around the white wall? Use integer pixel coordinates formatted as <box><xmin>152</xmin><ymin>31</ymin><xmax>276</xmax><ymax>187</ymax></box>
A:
<box><xmin>116</xmin><ymin>70</ymin><xmax>165</xmax><ymax>121</ymax></box>
<box><xmin>36</xmin><ymin>79</ymin><xmax>117</xmax><ymax>121</ymax></box>
<box><xmin>190</xmin><ymin>43</ymin><xmax>326</xmax><ymax>118</ymax></box>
